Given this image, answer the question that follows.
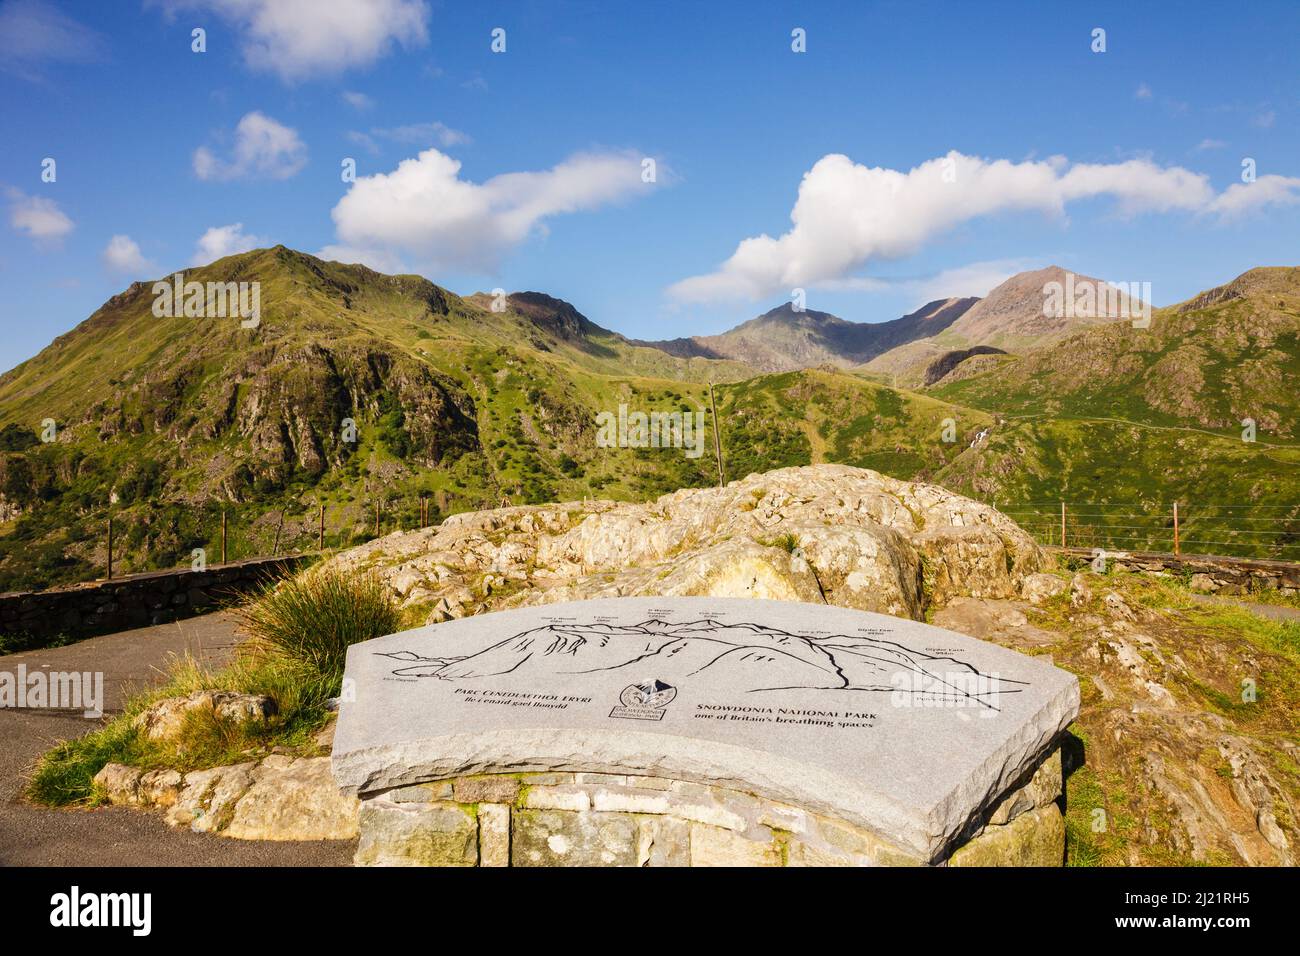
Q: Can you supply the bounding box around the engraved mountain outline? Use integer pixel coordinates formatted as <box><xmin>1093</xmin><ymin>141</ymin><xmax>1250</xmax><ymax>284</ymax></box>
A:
<box><xmin>375</xmin><ymin>617</ymin><xmax>1026</xmax><ymax>710</ymax></box>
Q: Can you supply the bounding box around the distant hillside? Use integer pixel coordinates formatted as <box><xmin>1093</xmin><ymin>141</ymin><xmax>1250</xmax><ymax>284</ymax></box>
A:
<box><xmin>862</xmin><ymin>266</ymin><xmax>1144</xmax><ymax>385</ymax></box>
<box><xmin>639</xmin><ymin>297</ymin><xmax>976</xmax><ymax>372</ymax></box>
<box><xmin>931</xmin><ymin>266</ymin><xmax>1300</xmax><ymax>441</ymax></box>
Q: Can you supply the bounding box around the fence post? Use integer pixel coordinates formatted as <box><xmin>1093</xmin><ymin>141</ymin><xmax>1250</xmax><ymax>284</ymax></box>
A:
<box><xmin>106</xmin><ymin>516</ymin><xmax>113</xmax><ymax>580</ymax></box>
<box><xmin>1060</xmin><ymin>502</ymin><xmax>1066</xmax><ymax>548</ymax></box>
<box><xmin>221</xmin><ymin>509</ymin><xmax>227</xmax><ymax>564</ymax></box>
<box><xmin>1173</xmin><ymin>501</ymin><xmax>1180</xmax><ymax>556</ymax></box>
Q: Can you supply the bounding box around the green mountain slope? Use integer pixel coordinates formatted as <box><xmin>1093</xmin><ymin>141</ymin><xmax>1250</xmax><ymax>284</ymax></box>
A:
<box><xmin>0</xmin><ymin>252</ymin><xmax>1295</xmax><ymax>595</ymax></box>
<box><xmin>0</xmin><ymin>247</ymin><xmax>744</xmax><ymax>591</ymax></box>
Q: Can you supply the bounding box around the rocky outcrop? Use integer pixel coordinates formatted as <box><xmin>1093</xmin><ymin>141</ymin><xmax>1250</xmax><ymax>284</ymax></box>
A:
<box><xmin>93</xmin><ymin>749</ymin><xmax>359</xmax><ymax>842</ymax></box>
<box><xmin>931</xmin><ymin>567</ymin><xmax>1299</xmax><ymax>867</ymax></box>
<box><xmin>331</xmin><ymin>464</ymin><xmax>1045</xmax><ymax>623</ymax></box>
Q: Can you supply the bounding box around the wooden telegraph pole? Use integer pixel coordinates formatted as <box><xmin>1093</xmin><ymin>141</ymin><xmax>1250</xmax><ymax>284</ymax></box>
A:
<box><xmin>221</xmin><ymin>509</ymin><xmax>228</xmax><ymax>564</ymax></box>
<box><xmin>708</xmin><ymin>382</ymin><xmax>725</xmax><ymax>488</ymax></box>
<box><xmin>106</xmin><ymin>516</ymin><xmax>113</xmax><ymax>580</ymax></box>
<box><xmin>1173</xmin><ymin>502</ymin><xmax>1180</xmax><ymax>556</ymax></box>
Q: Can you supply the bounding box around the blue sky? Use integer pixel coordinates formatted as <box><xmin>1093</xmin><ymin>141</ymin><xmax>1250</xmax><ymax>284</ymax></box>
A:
<box><xmin>1</xmin><ymin>0</ymin><xmax>1297</xmax><ymax>372</ymax></box>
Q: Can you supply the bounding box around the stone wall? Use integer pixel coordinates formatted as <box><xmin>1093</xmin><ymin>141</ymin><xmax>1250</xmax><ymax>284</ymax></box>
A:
<box><xmin>0</xmin><ymin>555</ymin><xmax>314</xmax><ymax>642</ymax></box>
<box><xmin>1053</xmin><ymin>547</ymin><xmax>1300</xmax><ymax>596</ymax></box>
<box><xmin>352</xmin><ymin>746</ymin><xmax>1065</xmax><ymax>867</ymax></box>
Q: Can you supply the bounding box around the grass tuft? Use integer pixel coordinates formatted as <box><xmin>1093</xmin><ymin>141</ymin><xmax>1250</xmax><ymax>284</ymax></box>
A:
<box><xmin>236</xmin><ymin>565</ymin><xmax>401</xmax><ymax>700</ymax></box>
<box><xmin>26</xmin><ymin>564</ymin><xmax>401</xmax><ymax>806</ymax></box>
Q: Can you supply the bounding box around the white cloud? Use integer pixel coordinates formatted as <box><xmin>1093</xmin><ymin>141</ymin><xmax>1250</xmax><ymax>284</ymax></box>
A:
<box><xmin>102</xmin><ymin>234</ymin><xmax>156</xmax><ymax>274</ymax></box>
<box><xmin>1254</xmin><ymin>110</ymin><xmax>1276</xmax><ymax>129</ymax></box>
<box><xmin>317</xmin><ymin>243</ymin><xmax>406</xmax><ymax>274</ymax></box>
<box><xmin>325</xmin><ymin>147</ymin><xmax>660</xmax><ymax>273</ymax></box>
<box><xmin>151</xmin><ymin>0</ymin><xmax>428</xmax><ymax>81</ymax></box>
<box><xmin>1194</xmin><ymin>138</ymin><xmax>1226</xmax><ymax>151</ymax></box>
<box><xmin>1135</xmin><ymin>83</ymin><xmax>1153</xmax><ymax>101</ymax></box>
<box><xmin>910</xmin><ymin>258</ymin><xmax>1041</xmax><ymax>303</ymax></box>
<box><xmin>370</xmin><ymin>121</ymin><xmax>469</xmax><ymax>147</ymax></box>
<box><xmin>346</xmin><ymin>120</ymin><xmax>469</xmax><ymax>157</ymax></box>
<box><xmin>341</xmin><ymin>90</ymin><xmax>374</xmax><ymax>110</ymax></box>
<box><xmin>0</xmin><ymin>0</ymin><xmax>105</xmax><ymax>80</ymax></box>
<box><xmin>817</xmin><ymin>258</ymin><xmax>1039</xmax><ymax>304</ymax></box>
<box><xmin>6</xmin><ymin>188</ymin><xmax>73</xmax><ymax>244</ymax></box>
<box><xmin>1207</xmin><ymin>175</ymin><xmax>1300</xmax><ymax>219</ymax></box>
<box><xmin>193</xmin><ymin>112</ymin><xmax>307</xmax><ymax>181</ymax></box>
<box><xmin>668</xmin><ymin>151</ymin><xmax>1294</xmax><ymax>303</ymax></box>
<box><xmin>191</xmin><ymin>222</ymin><xmax>269</xmax><ymax>265</ymax></box>
<box><xmin>347</xmin><ymin>130</ymin><xmax>380</xmax><ymax>155</ymax></box>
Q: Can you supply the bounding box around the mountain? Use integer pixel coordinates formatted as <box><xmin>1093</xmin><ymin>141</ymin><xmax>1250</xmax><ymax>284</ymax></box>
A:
<box><xmin>0</xmin><ymin>247</ymin><xmax>751</xmax><ymax>590</ymax></box>
<box><xmin>862</xmin><ymin>266</ymin><xmax>1144</xmax><ymax>385</ymax></box>
<box><xmin>0</xmin><ymin>251</ymin><xmax>1295</xmax><ymax>594</ymax></box>
<box><xmin>931</xmin><ymin>266</ymin><xmax>1300</xmax><ymax>439</ymax></box>
<box><xmin>638</xmin><ymin>297</ymin><xmax>977</xmax><ymax>372</ymax></box>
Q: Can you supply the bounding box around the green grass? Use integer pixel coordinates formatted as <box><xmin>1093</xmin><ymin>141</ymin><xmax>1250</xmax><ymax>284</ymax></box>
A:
<box><xmin>26</xmin><ymin>564</ymin><xmax>402</xmax><ymax>806</ymax></box>
<box><xmin>236</xmin><ymin>565</ymin><xmax>400</xmax><ymax>699</ymax></box>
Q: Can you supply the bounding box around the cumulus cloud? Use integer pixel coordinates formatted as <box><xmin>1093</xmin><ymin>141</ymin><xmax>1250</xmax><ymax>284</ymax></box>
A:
<box><xmin>818</xmin><ymin>258</ymin><xmax>1039</xmax><ymax>304</ymax></box>
<box><xmin>102</xmin><ymin>234</ymin><xmax>156</xmax><ymax>274</ymax></box>
<box><xmin>6</xmin><ymin>187</ymin><xmax>73</xmax><ymax>245</ymax></box>
<box><xmin>0</xmin><ymin>0</ymin><xmax>106</xmax><ymax>80</ymax></box>
<box><xmin>669</xmin><ymin>151</ymin><xmax>1294</xmax><ymax>303</ymax></box>
<box><xmin>191</xmin><ymin>222</ymin><xmax>269</xmax><ymax>265</ymax></box>
<box><xmin>193</xmin><ymin>112</ymin><xmax>307</xmax><ymax>181</ymax></box>
<box><xmin>324</xmin><ymin>147</ymin><xmax>660</xmax><ymax>273</ymax></box>
<box><xmin>1207</xmin><ymin>175</ymin><xmax>1300</xmax><ymax>219</ymax></box>
<box><xmin>150</xmin><ymin>0</ymin><xmax>428</xmax><ymax>81</ymax></box>
<box><xmin>910</xmin><ymin>258</ymin><xmax>1041</xmax><ymax>303</ymax></box>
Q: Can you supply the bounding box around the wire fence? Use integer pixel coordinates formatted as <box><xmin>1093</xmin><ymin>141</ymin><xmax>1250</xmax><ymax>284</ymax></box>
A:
<box><xmin>13</xmin><ymin>493</ymin><xmax>1300</xmax><ymax>595</ymax></box>
<box><xmin>34</xmin><ymin>491</ymin><xmax>496</xmax><ymax>589</ymax></box>
<box><xmin>998</xmin><ymin>502</ymin><xmax>1300</xmax><ymax>562</ymax></box>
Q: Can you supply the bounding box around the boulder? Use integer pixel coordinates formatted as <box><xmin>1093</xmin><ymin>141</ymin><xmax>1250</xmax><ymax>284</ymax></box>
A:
<box><xmin>92</xmin><ymin>763</ymin><xmax>142</xmax><ymax>804</ymax></box>
<box><xmin>223</xmin><ymin>756</ymin><xmax>359</xmax><ymax>841</ymax></box>
<box><xmin>133</xmin><ymin>690</ymin><xmax>277</xmax><ymax>743</ymax></box>
<box><xmin>1020</xmin><ymin>572</ymin><xmax>1068</xmax><ymax>605</ymax></box>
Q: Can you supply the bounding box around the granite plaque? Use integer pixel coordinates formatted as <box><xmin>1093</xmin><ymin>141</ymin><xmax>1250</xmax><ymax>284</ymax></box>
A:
<box><xmin>332</xmin><ymin>596</ymin><xmax>1079</xmax><ymax>859</ymax></box>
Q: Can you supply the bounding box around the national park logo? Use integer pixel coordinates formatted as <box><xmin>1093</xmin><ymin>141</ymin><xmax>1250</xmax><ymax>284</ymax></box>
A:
<box><xmin>609</xmin><ymin>679</ymin><xmax>677</xmax><ymax>721</ymax></box>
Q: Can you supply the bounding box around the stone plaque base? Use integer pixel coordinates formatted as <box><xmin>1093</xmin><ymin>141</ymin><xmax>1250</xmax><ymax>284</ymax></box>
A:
<box><xmin>352</xmin><ymin>744</ymin><xmax>1065</xmax><ymax>867</ymax></box>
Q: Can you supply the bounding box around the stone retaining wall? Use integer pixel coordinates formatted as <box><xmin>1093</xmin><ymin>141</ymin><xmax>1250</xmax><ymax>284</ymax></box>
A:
<box><xmin>1053</xmin><ymin>548</ymin><xmax>1300</xmax><ymax>595</ymax></box>
<box><xmin>352</xmin><ymin>745</ymin><xmax>1065</xmax><ymax>867</ymax></box>
<box><xmin>0</xmin><ymin>555</ymin><xmax>314</xmax><ymax>642</ymax></box>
